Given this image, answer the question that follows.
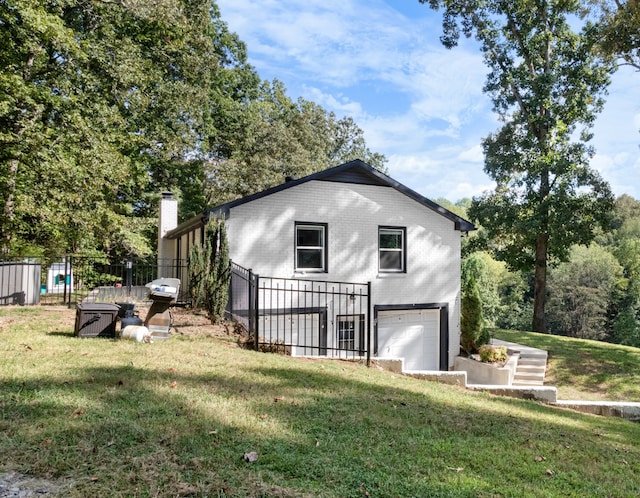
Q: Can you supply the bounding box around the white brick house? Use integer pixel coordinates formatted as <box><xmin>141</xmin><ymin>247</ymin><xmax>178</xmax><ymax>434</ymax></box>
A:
<box><xmin>160</xmin><ymin>160</ymin><xmax>474</xmax><ymax>371</ymax></box>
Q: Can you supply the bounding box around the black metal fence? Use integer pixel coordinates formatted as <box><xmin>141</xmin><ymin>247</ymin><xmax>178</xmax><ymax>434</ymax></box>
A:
<box><xmin>227</xmin><ymin>262</ymin><xmax>257</xmax><ymax>333</ymax></box>
<box><xmin>2</xmin><ymin>256</ymin><xmax>371</xmax><ymax>362</ymax></box>
<box><xmin>0</xmin><ymin>256</ymin><xmax>189</xmax><ymax>306</ymax></box>
<box><xmin>227</xmin><ymin>262</ymin><xmax>371</xmax><ymax>364</ymax></box>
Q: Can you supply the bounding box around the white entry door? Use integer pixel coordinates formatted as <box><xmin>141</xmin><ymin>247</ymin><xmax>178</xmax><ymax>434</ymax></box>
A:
<box><xmin>377</xmin><ymin>309</ymin><xmax>440</xmax><ymax>371</ymax></box>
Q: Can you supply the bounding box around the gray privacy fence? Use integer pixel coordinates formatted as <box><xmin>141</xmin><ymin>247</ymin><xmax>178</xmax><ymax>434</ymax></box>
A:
<box><xmin>0</xmin><ymin>261</ymin><xmax>42</xmax><ymax>305</ymax></box>
<box><xmin>0</xmin><ymin>256</ymin><xmax>189</xmax><ymax>306</ymax></box>
<box><xmin>227</xmin><ymin>262</ymin><xmax>372</xmax><ymax>364</ymax></box>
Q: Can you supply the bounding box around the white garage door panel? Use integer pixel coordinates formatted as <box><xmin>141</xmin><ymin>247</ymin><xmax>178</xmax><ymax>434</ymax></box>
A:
<box><xmin>378</xmin><ymin>310</ymin><xmax>439</xmax><ymax>371</ymax></box>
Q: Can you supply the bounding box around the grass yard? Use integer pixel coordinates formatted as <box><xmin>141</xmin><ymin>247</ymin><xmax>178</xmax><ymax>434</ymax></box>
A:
<box><xmin>494</xmin><ymin>329</ymin><xmax>640</xmax><ymax>401</ymax></box>
<box><xmin>1</xmin><ymin>307</ymin><xmax>640</xmax><ymax>497</ymax></box>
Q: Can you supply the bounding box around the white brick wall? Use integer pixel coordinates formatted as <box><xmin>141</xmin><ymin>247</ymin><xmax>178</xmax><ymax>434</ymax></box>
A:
<box><xmin>223</xmin><ymin>180</ymin><xmax>462</xmax><ymax>366</ymax></box>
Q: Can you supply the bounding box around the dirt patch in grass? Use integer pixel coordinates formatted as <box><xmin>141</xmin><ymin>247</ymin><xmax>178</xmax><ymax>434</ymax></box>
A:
<box><xmin>169</xmin><ymin>307</ymin><xmax>247</xmax><ymax>341</ymax></box>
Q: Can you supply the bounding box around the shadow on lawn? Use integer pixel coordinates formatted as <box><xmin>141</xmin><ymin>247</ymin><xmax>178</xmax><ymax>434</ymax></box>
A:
<box><xmin>1</xmin><ymin>357</ymin><xmax>640</xmax><ymax>497</ymax></box>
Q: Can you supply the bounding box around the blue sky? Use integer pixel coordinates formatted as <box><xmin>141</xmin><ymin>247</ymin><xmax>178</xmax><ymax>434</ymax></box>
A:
<box><xmin>216</xmin><ymin>0</ymin><xmax>640</xmax><ymax>203</ymax></box>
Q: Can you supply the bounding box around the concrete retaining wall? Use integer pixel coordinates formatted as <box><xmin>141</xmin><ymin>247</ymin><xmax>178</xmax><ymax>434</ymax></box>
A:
<box><xmin>454</xmin><ymin>353</ymin><xmax>519</xmax><ymax>386</ymax></box>
<box><xmin>554</xmin><ymin>401</ymin><xmax>640</xmax><ymax>422</ymax></box>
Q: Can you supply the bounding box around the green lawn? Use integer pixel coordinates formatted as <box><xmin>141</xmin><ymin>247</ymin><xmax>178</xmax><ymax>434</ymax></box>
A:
<box><xmin>1</xmin><ymin>307</ymin><xmax>640</xmax><ymax>497</ymax></box>
<box><xmin>494</xmin><ymin>329</ymin><xmax>640</xmax><ymax>401</ymax></box>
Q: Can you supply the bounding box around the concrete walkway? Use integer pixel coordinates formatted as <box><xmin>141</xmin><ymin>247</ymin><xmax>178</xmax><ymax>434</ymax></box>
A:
<box><xmin>493</xmin><ymin>339</ymin><xmax>547</xmax><ymax>386</ymax></box>
<box><xmin>466</xmin><ymin>340</ymin><xmax>640</xmax><ymax>422</ymax></box>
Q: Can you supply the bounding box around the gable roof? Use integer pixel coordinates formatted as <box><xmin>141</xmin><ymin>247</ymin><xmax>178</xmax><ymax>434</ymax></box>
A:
<box><xmin>165</xmin><ymin>159</ymin><xmax>476</xmax><ymax>239</ymax></box>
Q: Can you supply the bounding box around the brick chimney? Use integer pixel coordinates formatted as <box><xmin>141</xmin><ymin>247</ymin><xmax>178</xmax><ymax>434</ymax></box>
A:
<box><xmin>157</xmin><ymin>192</ymin><xmax>178</xmax><ymax>276</ymax></box>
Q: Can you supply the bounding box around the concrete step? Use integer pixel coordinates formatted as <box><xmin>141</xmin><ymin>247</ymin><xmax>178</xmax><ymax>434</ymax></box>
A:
<box><xmin>518</xmin><ymin>352</ymin><xmax>548</xmax><ymax>360</ymax></box>
<box><xmin>513</xmin><ymin>379</ymin><xmax>544</xmax><ymax>386</ymax></box>
<box><xmin>517</xmin><ymin>365</ymin><xmax>546</xmax><ymax>373</ymax></box>
<box><xmin>514</xmin><ymin>372</ymin><xmax>545</xmax><ymax>381</ymax></box>
<box><xmin>492</xmin><ymin>339</ymin><xmax>548</xmax><ymax>387</ymax></box>
<box><xmin>517</xmin><ymin>358</ymin><xmax>547</xmax><ymax>366</ymax></box>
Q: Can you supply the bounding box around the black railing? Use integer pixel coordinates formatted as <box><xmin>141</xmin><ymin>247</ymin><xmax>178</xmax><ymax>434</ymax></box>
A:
<box><xmin>228</xmin><ymin>262</ymin><xmax>371</xmax><ymax>365</ymax></box>
<box><xmin>227</xmin><ymin>262</ymin><xmax>257</xmax><ymax>333</ymax></box>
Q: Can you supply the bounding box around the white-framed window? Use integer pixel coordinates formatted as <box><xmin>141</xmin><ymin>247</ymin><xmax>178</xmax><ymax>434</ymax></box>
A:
<box><xmin>337</xmin><ymin>314</ymin><xmax>364</xmax><ymax>351</ymax></box>
<box><xmin>379</xmin><ymin>227</ymin><xmax>405</xmax><ymax>272</ymax></box>
<box><xmin>295</xmin><ymin>222</ymin><xmax>327</xmax><ymax>272</ymax></box>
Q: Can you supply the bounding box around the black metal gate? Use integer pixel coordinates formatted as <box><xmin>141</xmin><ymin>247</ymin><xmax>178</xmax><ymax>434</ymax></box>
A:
<box><xmin>227</xmin><ymin>262</ymin><xmax>371</xmax><ymax>365</ymax></box>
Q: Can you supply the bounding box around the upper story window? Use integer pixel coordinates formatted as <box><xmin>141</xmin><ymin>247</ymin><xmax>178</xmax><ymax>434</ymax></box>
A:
<box><xmin>379</xmin><ymin>227</ymin><xmax>405</xmax><ymax>272</ymax></box>
<box><xmin>295</xmin><ymin>222</ymin><xmax>327</xmax><ymax>272</ymax></box>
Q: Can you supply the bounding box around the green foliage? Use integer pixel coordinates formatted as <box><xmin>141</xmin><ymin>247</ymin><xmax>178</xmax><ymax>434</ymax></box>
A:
<box><xmin>424</xmin><ymin>0</ymin><xmax>615</xmax><ymax>332</ymax></box>
<box><xmin>587</xmin><ymin>0</ymin><xmax>640</xmax><ymax>70</ymax></box>
<box><xmin>204</xmin><ymin>80</ymin><xmax>386</xmax><ymax>205</ymax></box>
<box><xmin>478</xmin><ymin>344</ymin><xmax>507</xmax><ymax>364</ymax></box>
<box><xmin>462</xmin><ymin>251</ymin><xmax>532</xmax><ymax>330</ymax></box>
<box><xmin>188</xmin><ymin>218</ymin><xmax>230</xmax><ymax>324</ymax></box>
<box><xmin>460</xmin><ymin>277</ymin><xmax>486</xmax><ymax>352</ymax></box>
<box><xmin>462</xmin><ymin>252</ymin><xmax>501</xmax><ymax>328</ymax></box>
<box><xmin>546</xmin><ymin>244</ymin><xmax>624</xmax><ymax>340</ymax></box>
<box><xmin>1</xmin><ymin>1</ymin><xmax>385</xmax><ymax>257</ymax></box>
<box><xmin>613</xmin><ymin>308</ymin><xmax>640</xmax><ymax>346</ymax></box>
<box><xmin>459</xmin><ymin>194</ymin><xmax>640</xmax><ymax>342</ymax></box>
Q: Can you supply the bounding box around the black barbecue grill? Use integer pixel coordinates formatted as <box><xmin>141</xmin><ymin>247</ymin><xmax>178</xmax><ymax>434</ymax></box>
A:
<box><xmin>143</xmin><ymin>278</ymin><xmax>180</xmax><ymax>340</ymax></box>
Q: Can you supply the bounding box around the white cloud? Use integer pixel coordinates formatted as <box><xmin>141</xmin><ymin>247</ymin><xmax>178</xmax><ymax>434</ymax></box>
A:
<box><xmin>457</xmin><ymin>145</ymin><xmax>484</xmax><ymax>163</ymax></box>
<box><xmin>385</xmin><ymin>148</ymin><xmax>493</xmax><ymax>202</ymax></box>
<box><xmin>219</xmin><ymin>0</ymin><xmax>414</xmax><ymax>85</ymax></box>
<box><xmin>302</xmin><ymin>86</ymin><xmax>364</xmax><ymax>116</ymax></box>
<box><xmin>217</xmin><ymin>0</ymin><xmax>640</xmax><ymax>200</ymax></box>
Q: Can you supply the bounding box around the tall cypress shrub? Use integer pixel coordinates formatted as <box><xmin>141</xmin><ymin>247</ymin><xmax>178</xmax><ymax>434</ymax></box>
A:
<box><xmin>460</xmin><ymin>277</ymin><xmax>486</xmax><ymax>353</ymax></box>
<box><xmin>188</xmin><ymin>218</ymin><xmax>230</xmax><ymax>324</ymax></box>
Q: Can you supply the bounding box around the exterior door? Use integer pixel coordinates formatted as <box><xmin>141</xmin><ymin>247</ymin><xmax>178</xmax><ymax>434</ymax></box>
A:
<box><xmin>377</xmin><ymin>309</ymin><xmax>439</xmax><ymax>371</ymax></box>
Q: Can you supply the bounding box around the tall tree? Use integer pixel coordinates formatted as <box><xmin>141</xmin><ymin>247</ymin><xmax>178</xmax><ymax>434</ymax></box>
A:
<box><xmin>0</xmin><ymin>0</ymin><xmax>258</xmax><ymax>257</ymax></box>
<box><xmin>423</xmin><ymin>0</ymin><xmax>615</xmax><ymax>332</ymax></box>
<box><xmin>203</xmin><ymin>79</ymin><xmax>386</xmax><ymax>205</ymax></box>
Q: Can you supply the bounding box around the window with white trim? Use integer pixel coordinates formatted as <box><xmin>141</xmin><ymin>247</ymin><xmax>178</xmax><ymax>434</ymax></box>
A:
<box><xmin>379</xmin><ymin>227</ymin><xmax>405</xmax><ymax>272</ymax></box>
<box><xmin>295</xmin><ymin>223</ymin><xmax>327</xmax><ymax>272</ymax></box>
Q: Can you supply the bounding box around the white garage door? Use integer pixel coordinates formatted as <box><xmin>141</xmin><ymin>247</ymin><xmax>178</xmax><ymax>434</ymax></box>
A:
<box><xmin>377</xmin><ymin>309</ymin><xmax>440</xmax><ymax>371</ymax></box>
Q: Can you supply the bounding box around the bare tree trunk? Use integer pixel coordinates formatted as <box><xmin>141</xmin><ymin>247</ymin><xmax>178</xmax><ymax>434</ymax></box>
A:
<box><xmin>532</xmin><ymin>164</ymin><xmax>550</xmax><ymax>333</ymax></box>
<box><xmin>532</xmin><ymin>233</ymin><xmax>548</xmax><ymax>333</ymax></box>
